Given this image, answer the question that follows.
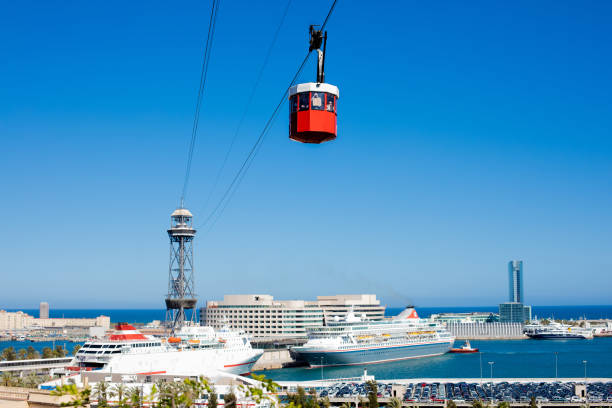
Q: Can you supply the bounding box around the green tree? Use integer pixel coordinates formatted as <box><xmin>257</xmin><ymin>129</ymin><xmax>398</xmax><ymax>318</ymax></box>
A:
<box><xmin>340</xmin><ymin>403</ymin><xmax>351</xmax><ymax>408</ymax></box>
<box><xmin>128</xmin><ymin>386</ymin><xmax>143</xmax><ymax>407</ymax></box>
<box><xmin>289</xmin><ymin>386</ymin><xmax>308</xmax><ymax>408</ymax></box>
<box><xmin>320</xmin><ymin>396</ymin><xmax>331</xmax><ymax>408</ymax></box>
<box><xmin>112</xmin><ymin>383</ymin><xmax>128</xmax><ymax>407</ymax></box>
<box><xmin>366</xmin><ymin>381</ymin><xmax>379</xmax><ymax>408</ymax></box>
<box><xmin>53</xmin><ymin>345</ymin><xmax>68</xmax><ymax>357</ymax></box>
<box><xmin>224</xmin><ymin>388</ymin><xmax>238</xmax><ymax>408</ymax></box>
<box><xmin>1</xmin><ymin>372</ymin><xmax>16</xmax><ymax>387</ymax></box>
<box><xmin>1</xmin><ymin>346</ymin><xmax>17</xmax><ymax>361</ymax></box>
<box><xmin>497</xmin><ymin>402</ymin><xmax>510</xmax><ymax>408</ymax></box>
<box><xmin>42</xmin><ymin>347</ymin><xmax>54</xmax><ymax>359</ymax></box>
<box><xmin>529</xmin><ymin>396</ymin><xmax>538</xmax><ymax>408</ymax></box>
<box><xmin>209</xmin><ymin>386</ymin><xmax>219</xmax><ymax>408</ymax></box>
<box><xmin>388</xmin><ymin>397</ymin><xmax>402</xmax><ymax>408</ymax></box>
<box><xmin>472</xmin><ymin>400</ymin><xmax>485</xmax><ymax>408</ymax></box>
<box><xmin>71</xmin><ymin>344</ymin><xmax>82</xmax><ymax>356</ymax></box>
<box><xmin>447</xmin><ymin>400</ymin><xmax>457</xmax><ymax>408</ymax></box>
<box><xmin>51</xmin><ymin>384</ymin><xmax>91</xmax><ymax>407</ymax></box>
<box><xmin>17</xmin><ymin>348</ymin><xmax>28</xmax><ymax>360</ymax></box>
<box><xmin>93</xmin><ymin>380</ymin><xmax>115</xmax><ymax>407</ymax></box>
<box><xmin>26</xmin><ymin>346</ymin><xmax>40</xmax><ymax>360</ymax></box>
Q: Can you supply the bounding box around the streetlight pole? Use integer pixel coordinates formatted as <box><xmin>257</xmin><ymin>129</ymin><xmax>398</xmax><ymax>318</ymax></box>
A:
<box><xmin>479</xmin><ymin>352</ymin><xmax>483</xmax><ymax>385</ymax></box>
<box><xmin>554</xmin><ymin>352</ymin><xmax>558</xmax><ymax>379</ymax></box>
<box><xmin>583</xmin><ymin>360</ymin><xmax>587</xmax><ymax>384</ymax></box>
<box><xmin>488</xmin><ymin>361</ymin><xmax>494</xmax><ymax>397</ymax></box>
<box><xmin>320</xmin><ymin>357</ymin><xmax>324</xmax><ymax>381</ymax></box>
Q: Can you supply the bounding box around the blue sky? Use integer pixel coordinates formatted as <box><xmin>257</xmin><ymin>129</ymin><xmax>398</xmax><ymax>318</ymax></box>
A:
<box><xmin>1</xmin><ymin>0</ymin><xmax>611</xmax><ymax>309</ymax></box>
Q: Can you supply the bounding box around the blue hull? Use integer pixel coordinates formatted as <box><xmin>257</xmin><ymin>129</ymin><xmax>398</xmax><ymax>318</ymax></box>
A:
<box><xmin>291</xmin><ymin>341</ymin><xmax>453</xmax><ymax>367</ymax></box>
<box><xmin>526</xmin><ymin>334</ymin><xmax>587</xmax><ymax>339</ymax></box>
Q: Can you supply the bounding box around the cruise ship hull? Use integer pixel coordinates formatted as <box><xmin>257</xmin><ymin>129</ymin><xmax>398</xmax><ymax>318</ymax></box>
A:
<box><xmin>292</xmin><ymin>341</ymin><xmax>453</xmax><ymax>368</ymax></box>
<box><xmin>525</xmin><ymin>333</ymin><xmax>589</xmax><ymax>340</ymax></box>
<box><xmin>76</xmin><ymin>349</ymin><xmax>264</xmax><ymax>376</ymax></box>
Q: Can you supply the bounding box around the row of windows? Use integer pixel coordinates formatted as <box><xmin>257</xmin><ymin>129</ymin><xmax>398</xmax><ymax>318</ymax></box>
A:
<box><xmin>207</xmin><ymin>308</ymin><xmax>321</xmax><ymax>313</ymax></box>
<box><xmin>290</xmin><ymin>92</ymin><xmax>337</xmax><ymax>113</ymax></box>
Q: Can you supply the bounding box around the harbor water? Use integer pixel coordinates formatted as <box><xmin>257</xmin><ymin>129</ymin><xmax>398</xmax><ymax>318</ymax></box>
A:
<box><xmin>255</xmin><ymin>338</ymin><xmax>612</xmax><ymax>380</ymax></box>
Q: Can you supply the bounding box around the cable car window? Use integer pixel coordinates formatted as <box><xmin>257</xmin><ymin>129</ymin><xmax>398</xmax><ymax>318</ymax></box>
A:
<box><xmin>290</xmin><ymin>95</ymin><xmax>298</xmax><ymax>113</ymax></box>
<box><xmin>325</xmin><ymin>93</ymin><xmax>335</xmax><ymax>112</ymax></box>
<box><xmin>298</xmin><ymin>93</ymin><xmax>309</xmax><ymax>111</ymax></box>
<box><xmin>311</xmin><ymin>92</ymin><xmax>324</xmax><ymax>110</ymax></box>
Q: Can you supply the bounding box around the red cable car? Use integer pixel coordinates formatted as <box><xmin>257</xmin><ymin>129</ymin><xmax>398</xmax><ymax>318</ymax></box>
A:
<box><xmin>289</xmin><ymin>26</ymin><xmax>339</xmax><ymax>144</ymax></box>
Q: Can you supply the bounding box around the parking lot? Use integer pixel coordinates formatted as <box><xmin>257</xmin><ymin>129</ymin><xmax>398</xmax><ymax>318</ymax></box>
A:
<box><xmin>317</xmin><ymin>381</ymin><xmax>612</xmax><ymax>404</ymax></box>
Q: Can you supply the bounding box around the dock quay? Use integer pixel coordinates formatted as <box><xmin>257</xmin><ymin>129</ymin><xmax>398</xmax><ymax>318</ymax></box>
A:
<box><xmin>252</xmin><ymin>349</ymin><xmax>306</xmax><ymax>370</ymax></box>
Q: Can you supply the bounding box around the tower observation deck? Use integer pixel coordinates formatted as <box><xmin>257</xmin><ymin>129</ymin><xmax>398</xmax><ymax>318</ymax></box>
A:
<box><xmin>165</xmin><ymin>208</ymin><xmax>197</xmax><ymax>332</ymax></box>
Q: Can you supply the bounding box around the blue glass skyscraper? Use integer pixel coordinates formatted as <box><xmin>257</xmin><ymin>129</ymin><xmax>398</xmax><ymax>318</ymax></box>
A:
<box><xmin>508</xmin><ymin>260</ymin><xmax>523</xmax><ymax>303</ymax></box>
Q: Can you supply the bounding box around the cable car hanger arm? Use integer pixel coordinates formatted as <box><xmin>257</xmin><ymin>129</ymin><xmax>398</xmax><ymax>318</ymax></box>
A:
<box><xmin>309</xmin><ymin>25</ymin><xmax>327</xmax><ymax>83</ymax></box>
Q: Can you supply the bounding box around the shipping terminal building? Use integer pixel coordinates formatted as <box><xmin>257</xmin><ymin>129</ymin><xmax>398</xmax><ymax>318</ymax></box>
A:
<box><xmin>200</xmin><ymin>294</ymin><xmax>385</xmax><ymax>342</ymax></box>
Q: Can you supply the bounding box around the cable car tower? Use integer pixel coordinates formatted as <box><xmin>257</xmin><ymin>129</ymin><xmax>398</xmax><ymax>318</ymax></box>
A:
<box><xmin>289</xmin><ymin>25</ymin><xmax>339</xmax><ymax>144</ymax></box>
<box><xmin>165</xmin><ymin>208</ymin><xmax>197</xmax><ymax>333</ymax></box>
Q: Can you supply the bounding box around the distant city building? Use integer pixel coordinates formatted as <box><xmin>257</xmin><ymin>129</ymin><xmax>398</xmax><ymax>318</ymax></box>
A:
<box><xmin>508</xmin><ymin>260</ymin><xmax>523</xmax><ymax>303</ymax></box>
<box><xmin>499</xmin><ymin>260</ymin><xmax>531</xmax><ymax>323</ymax></box>
<box><xmin>499</xmin><ymin>302</ymin><xmax>531</xmax><ymax>323</ymax></box>
<box><xmin>316</xmin><ymin>294</ymin><xmax>385</xmax><ymax>323</ymax></box>
<box><xmin>201</xmin><ymin>295</ymin><xmax>323</xmax><ymax>341</ymax></box>
<box><xmin>0</xmin><ymin>310</ymin><xmax>110</xmax><ymax>331</ymax></box>
<box><xmin>200</xmin><ymin>294</ymin><xmax>385</xmax><ymax>341</ymax></box>
<box><xmin>431</xmin><ymin>312</ymin><xmax>498</xmax><ymax>324</ymax></box>
<box><xmin>39</xmin><ymin>302</ymin><xmax>49</xmax><ymax>319</ymax></box>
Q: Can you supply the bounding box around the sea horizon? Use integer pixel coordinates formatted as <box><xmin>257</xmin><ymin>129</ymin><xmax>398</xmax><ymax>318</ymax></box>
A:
<box><xmin>3</xmin><ymin>304</ymin><xmax>612</xmax><ymax>324</ymax></box>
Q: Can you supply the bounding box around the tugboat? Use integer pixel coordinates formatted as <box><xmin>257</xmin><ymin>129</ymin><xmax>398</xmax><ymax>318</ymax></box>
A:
<box><xmin>449</xmin><ymin>340</ymin><xmax>479</xmax><ymax>353</ymax></box>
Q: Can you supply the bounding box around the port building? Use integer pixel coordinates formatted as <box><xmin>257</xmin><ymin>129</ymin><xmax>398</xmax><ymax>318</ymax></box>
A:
<box><xmin>39</xmin><ymin>301</ymin><xmax>49</xmax><ymax>319</ymax></box>
<box><xmin>430</xmin><ymin>312</ymin><xmax>498</xmax><ymax>324</ymax></box>
<box><xmin>201</xmin><ymin>294</ymin><xmax>385</xmax><ymax>341</ymax></box>
<box><xmin>0</xmin><ymin>310</ymin><xmax>110</xmax><ymax>331</ymax></box>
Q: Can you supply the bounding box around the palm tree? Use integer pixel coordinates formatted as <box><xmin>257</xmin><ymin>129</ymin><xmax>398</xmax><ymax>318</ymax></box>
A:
<box><xmin>93</xmin><ymin>380</ymin><xmax>115</xmax><ymax>407</ymax></box>
<box><xmin>128</xmin><ymin>386</ymin><xmax>143</xmax><ymax>407</ymax></box>
<box><xmin>208</xmin><ymin>385</ymin><xmax>219</xmax><ymax>408</ymax></box>
<box><xmin>1</xmin><ymin>346</ymin><xmax>17</xmax><ymax>361</ymax></box>
<box><xmin>1</xmin><ymin>372</ymin><xmax>15</xmax><ymax>387</ymax></box>
<box><xmin>17</xmin><ymin>348</ymin><xmax>27</xmax><ymax>360</ymax></box>
<box><xmin>26</xmin><ymin>346</ymin><xmax>40</xmax><ymax>360</ymax></box>
<box><xmin>340</xmin><ymin>403</ymin><xmax>351</xmax><ymax>408</ymax></box>
<box><xmin>72</xmin><ymin>344</ymin><xmax>82</xmax><ymax>356</ymax></box>
<box><xmin>112</xmin><ymin>383</ymin><xmax>128</xmax><ymax>406</ymax></box>
<box><xmin>447</xmin><ymin>400</ymin><xmax>457</xmax><ymax>408</ymax></box>
<box><xmin>51</xmin><ymin>384</ymin><xmax>91</xmax><ymax>407</ymax></box>
<box><xmin>366</xmin><ymin>381</ymin><xmax>379</xmax><ymax>408</ymax></box>
<box><xmin>388</xmin><ymin>397</ymin><xmax>402</xmax><ymax>408</ymax></box>
<box><xmin>41</xmin><ymin>347</ymin><xmax>54</xmax><ymax>359</ymax></box>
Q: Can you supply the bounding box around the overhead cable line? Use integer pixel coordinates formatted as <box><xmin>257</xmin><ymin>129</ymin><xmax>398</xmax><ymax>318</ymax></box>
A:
<box><xmin>180</xmin><ymin>0</ymin><xmax>221</xmax><ymax>207</ymax></box>
<box><xmin>198</xmin><ymin>0</ymin><xmax>339</xmax><ymax>230</ymax></box>
<box><xmin>198</xmin><ymin>0</ymin><xmax>293</xmax><ymax>216</ymax></box>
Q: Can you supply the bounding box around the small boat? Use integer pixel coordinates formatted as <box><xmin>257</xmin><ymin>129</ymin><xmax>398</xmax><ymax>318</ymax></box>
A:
<box><xmin>449</xmin><ymin>340</ymin><xmax>479</xmax><ymax>353</ymax></box>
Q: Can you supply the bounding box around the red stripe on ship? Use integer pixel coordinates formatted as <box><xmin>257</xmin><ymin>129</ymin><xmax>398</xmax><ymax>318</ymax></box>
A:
<box><xmin>136</xmin><ymin>370</ymin><xmax>167</xmax><ymax>375</ymax></box>
<box><xmin>223</xmin><ymin>360</ymin><xmax>257</xmax><ymax>368</ymax></box>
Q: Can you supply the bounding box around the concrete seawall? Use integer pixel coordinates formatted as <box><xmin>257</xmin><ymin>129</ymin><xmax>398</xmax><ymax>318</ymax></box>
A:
<box><xmin>253</xmin><ymin>349</ymin><xmax>303</xmax><ymax>370</ymax></box>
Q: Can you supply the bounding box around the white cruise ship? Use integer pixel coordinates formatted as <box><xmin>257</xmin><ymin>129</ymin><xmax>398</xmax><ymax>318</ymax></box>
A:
<box><xmin>69</xmin><ymin>323</ymin><xmax>263</xmax><ymax>376</ymax></box>
<box><xmin>291</xmin><ymin>306</ymin><xmax>454</xmax><ymax>367</ymax></box>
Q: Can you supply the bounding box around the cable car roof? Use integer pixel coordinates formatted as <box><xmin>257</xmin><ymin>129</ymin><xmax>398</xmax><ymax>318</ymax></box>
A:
<box><xmin>289</xmin><ymin>82</ymin><xmax>339</xmax><ymax>97</ymax></box>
